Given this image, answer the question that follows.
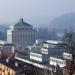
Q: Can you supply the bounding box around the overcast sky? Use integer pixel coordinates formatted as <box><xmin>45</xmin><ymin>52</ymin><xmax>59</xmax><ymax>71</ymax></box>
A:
<box><xmin>0</xmin><ymin>0</ymin><xmax>75</xmax><ymax>23</ymax></box>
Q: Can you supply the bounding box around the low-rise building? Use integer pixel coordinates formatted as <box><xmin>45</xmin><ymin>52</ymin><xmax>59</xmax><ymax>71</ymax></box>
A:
<box><xmin>30</xmin><ymin>52</ymin><xmax>49</xmax><ymax>63</ymax></box>
<box><xmin>49</xmin><ymin>57</ymin><xmax>66</xmax><ymax>67</ymax></box>
<box><xmin>0</xmin><ymin>57</ymin><xmax>35</xmax><ymax>75</ymax></box>
<box><xmin>29</xmin><ymin>40</ymin><xmax>67</xmax><ymax>65</ymax></box>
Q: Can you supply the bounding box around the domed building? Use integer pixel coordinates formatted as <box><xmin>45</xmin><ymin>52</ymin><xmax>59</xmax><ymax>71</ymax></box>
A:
<box><xmin>7</xmin><ymin>18</ymin><xmax>36</xmax><ymax>45</ymax></box>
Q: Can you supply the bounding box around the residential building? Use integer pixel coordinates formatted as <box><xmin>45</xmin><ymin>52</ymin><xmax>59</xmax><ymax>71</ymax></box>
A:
<box><xmin>30</xmin><ymin>52</ymin><xmax>49</xmax><ymax>63</ymax></box>
<box><xmin>49</xmin><ymin>57</ymin><xmax>66</xmax><ymax>67</ymax></box>
<box><xmin>29</xmin><ymin>40</ymin><xmax>67</xmax><ymax>65</ymax></box>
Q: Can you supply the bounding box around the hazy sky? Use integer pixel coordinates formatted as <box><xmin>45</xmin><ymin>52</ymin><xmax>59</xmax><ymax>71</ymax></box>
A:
<box><xmin>0</xmin><ymin>0</ymin><xmax>75</xmax><ymax>23</ymax></box>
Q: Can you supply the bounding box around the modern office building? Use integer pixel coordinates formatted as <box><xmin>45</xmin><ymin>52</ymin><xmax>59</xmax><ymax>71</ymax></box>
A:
<box><xmin>7</xmin><ymin>18</ymin><xmax>36</xmax><ymax>45</ymax></box>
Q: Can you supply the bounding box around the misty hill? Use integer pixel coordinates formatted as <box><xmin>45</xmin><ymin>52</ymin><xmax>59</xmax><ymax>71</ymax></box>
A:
<box><xmin>27</xmin><ymin>16</ymin><xmax>55</xmax><ymax>27</ymax></box>
<box><xmin>50</xmin><ymin>13</ymin><xmax>75</xmax><ymax>32</ymax></box>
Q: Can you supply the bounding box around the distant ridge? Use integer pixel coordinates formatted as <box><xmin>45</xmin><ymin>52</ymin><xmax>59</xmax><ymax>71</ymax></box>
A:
<box><xmin>50</xmin><ymin>12</ymin><xmax>75</xmax><ymax>31</ymax></box>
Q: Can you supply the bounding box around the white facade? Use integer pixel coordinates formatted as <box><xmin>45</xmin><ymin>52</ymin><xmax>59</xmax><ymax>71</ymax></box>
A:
<box><xmin>7</xmin><ymin>30</ymin><xmax>12</xmax><ymax>43</ymax></box>
<box><xmin>30</xmin><ymin>52</ymin><xmax>49</xmax><ymax>62</ymax></box>
<box><xmin>50</xmin><ymin>57</ymin><xmax>66</xmax><ymax>67</ymax></box>
<box><xmin>30</xmin><ymin>52</ymin><xmax>42</xmax><ymax>62</ymax></box>
<box><xmin>7</xmin><ymin>19</ymin><xmax>36</xmax><ymax>45</ymax></box>
<box><xmin>41</xmin><ymin>48</ymin><xmax>48</xmax><ymax>54</ymax></box>
<box><xmin>63</xmin><ymin>52</ymin><xmax>72</xmax><ymax>60</ymax></box>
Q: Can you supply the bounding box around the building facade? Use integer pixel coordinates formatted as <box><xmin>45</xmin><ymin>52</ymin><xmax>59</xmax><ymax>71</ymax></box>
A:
<box><xmin>7</xmin><ymin>18</ymin><xmax>36</xmax><ymax>45</ymax></box>
<box><xmin>49</xmin><ymin>57</ymin><xmax>66</xmax><ymax>67</ymax></box>
<box><xmin>0</xmin><ymin>64</ymin><xmax>15</xmax><ymax>75</ymax></box>
<box><xmin>28</xmin><ymin>40</ymin><xmax>67</xmax><ymax>66</ymax></box>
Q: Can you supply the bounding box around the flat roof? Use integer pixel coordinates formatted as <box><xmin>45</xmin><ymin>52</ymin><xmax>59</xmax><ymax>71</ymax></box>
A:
<box><xmin>15</xmin><ymin>56</ymin><xmax>54</xmax><ymax>71</ymax></box>
<box><xmin>46</xmin><ymin>40</ymin><xmax>63</xmax><ymax>44</ymax></box>
<box><xmin>0</xmin><ymin>40</ymin><xmax>7</xmax><ymax>45</ymax></box>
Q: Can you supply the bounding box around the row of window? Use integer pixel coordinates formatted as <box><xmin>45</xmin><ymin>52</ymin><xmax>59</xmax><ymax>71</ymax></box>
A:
<box><xmin>63</xmin><ymin>53</ymin><xmax>72</xmax><ymax>59</ymax></box>
<box><xmin>50</xmin><ymin>58</ymin><xmax>66</xmax><ymax>65</ymax></box>
<box><xmin>30</xmin><ymin>52</ymin><xmax>42</xmax><ymax>58</ymax></box>
<box><xmin>41</xmin><ymin>48</ymin><xmax>48</xmax><ymax>54</ymax></box>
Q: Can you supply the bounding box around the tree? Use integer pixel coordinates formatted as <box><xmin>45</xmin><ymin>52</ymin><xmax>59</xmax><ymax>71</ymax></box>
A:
<box><xmin>64</xmin><ymin>31</ymin><xmax>75</xmax><ymax>60</ymax></box>
<box><xmin>63</xmin><ymin>31</ymin><xmax>75</xmax><ymax>75</ymax></box>
<box><xmin>55</xmin><ymin>64</ymin><xmax>63</xmax><ymax>75</ymax></box>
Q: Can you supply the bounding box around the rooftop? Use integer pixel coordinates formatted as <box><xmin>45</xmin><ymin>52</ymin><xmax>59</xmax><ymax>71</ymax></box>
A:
<box><xmin>15</xmin><ymin>18</ymin><xmax>32</xmax><ymax>27</ymax></box>
<box><xmin>0</xmin><ymin>40</ymin><xmax>7</xmax><ymax>45</ymax></box>
<box><xmin>9</xmin><ymin>18</ymin><xmax>33</xmax><ymax>30</ymax></box>
<box><xmin>46</xmin><ymin>40</ymin><xmax>63</xmax><ymax>44</ymax></box>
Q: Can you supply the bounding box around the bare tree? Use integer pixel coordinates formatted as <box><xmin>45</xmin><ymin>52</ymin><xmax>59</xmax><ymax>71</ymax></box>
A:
<box><xmin>64</xmin><ymin>31</ymin><xmax>75</xmax><ymax>75</ymax></box>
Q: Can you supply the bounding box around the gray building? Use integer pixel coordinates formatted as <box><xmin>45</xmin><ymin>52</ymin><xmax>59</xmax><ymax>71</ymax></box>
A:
<box><xmin>7</xmin><ymin>18</ymin><xmax>36</xmax><ymax>45</ymax></box>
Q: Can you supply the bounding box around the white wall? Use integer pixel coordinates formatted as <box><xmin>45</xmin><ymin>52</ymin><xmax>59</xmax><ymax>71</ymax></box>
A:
<box><xmin>30</xmin><ymin>52</ymin><xmax>42</xmax><ymax>62</ymax></box>
<box><xmin>50</xmin><ymin>57</ymin><xmax>66</xmax><ymax>67</ymax></box>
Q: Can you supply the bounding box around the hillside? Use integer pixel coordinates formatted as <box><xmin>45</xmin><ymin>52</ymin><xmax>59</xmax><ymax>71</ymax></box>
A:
<box><xmin>50</xmin><ymin>13</ymin><xmax>75</xmax><ymax>32</ymax></box>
